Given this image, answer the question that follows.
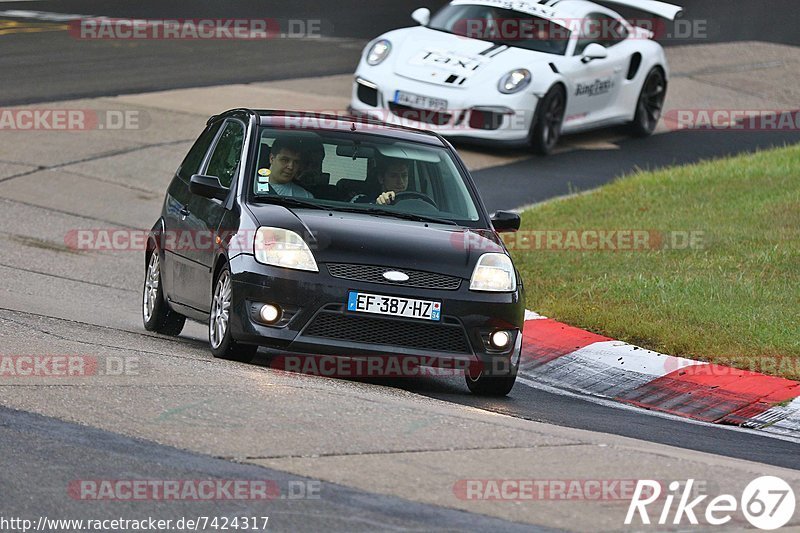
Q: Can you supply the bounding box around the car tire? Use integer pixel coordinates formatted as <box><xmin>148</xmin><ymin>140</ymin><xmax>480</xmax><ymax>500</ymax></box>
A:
<box><xmin>464</xmin><ymin>362</ymin><xmax>518</xmax><ymax>396</ymax></box>
<box><xmin>142</xmin><ymin>249</ymin><xmax>186</xmax><ymax>336</ymax></box>
<box><xmin>630</xmin><ymin>67</ymin><xmax>667</xmax><ymax>137</ymax></box>
<box><xmin>530</xmin><ymin>85</ymin><xmax>566</xmax><ymax>156</ymax></box>
<box><xmin>209</xmin><ymin>266</ymin><xmax>258</xmax><ymax>363</ymax></box>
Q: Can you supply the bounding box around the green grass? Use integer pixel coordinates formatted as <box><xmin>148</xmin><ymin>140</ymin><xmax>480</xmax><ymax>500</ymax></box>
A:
<box><xmin>512</xmin><ymin>143</ymin><xmax>800</xmax><ymax>379</ymax></box>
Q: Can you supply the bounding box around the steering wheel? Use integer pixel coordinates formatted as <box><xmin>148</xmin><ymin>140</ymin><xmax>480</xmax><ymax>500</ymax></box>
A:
<box><xmin>392</xmin><ymin>191</ymin><xmax>438</xmax><ymax>209</ymax></box>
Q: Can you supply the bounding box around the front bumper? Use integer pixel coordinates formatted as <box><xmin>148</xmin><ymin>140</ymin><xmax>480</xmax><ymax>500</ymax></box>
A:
<box><xmin>228</xmin><ymin>254</ymin><xmax>524</xmax><ymax>371</ymax></box>
<box><xmin>350</xmin><ymin>73</ymin><xmax>538</xmax><ymax>145</ymax></box>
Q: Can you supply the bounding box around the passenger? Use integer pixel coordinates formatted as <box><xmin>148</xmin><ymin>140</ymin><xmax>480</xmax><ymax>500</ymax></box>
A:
<box><xmin>267</xmin><ymin>137</ymin><xmax>314</xmax><ymax>198</ymax></box>
<box><xmin>352</xmin><ymin>157</ymin><xmax>410</xmax><ymax>205</ymax></box>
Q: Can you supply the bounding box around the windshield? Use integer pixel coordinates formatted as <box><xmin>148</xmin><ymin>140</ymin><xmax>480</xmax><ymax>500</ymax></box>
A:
<box><xmin>250</xmin><ymin>127</ymin><xmax>482</xmax><ymax>224</ymax></box>
<box><xmin>429</xmin><ymin>3</ymin><xmax>571</xmax><ymax>55</ymax></box>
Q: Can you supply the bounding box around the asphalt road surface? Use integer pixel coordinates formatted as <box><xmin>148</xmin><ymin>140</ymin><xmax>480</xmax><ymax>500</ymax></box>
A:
<box><xmin>0</xmin><ymin>406</ymin><xmax>545</xmax><ymax>533</ymax></box>
<box><xmin>0</xmin><ymin>1</ymin><xmax>798</xmax><ymax>530</ymax></box>
<box><xmin>0</xmin><ymin>0</ymin><xmax>798</xmax><ymax>106</ymax></box>
<box><xmin>470</xmin><ymin>126</ymin><xmax>800</xmax><ymax>211</ymax></box>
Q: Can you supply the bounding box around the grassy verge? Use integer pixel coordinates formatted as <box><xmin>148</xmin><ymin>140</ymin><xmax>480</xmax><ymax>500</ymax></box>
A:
<box><xmin>511</xmin><ymin>143</ymin><xmax>800</xmax><ymax>379</ymax></box>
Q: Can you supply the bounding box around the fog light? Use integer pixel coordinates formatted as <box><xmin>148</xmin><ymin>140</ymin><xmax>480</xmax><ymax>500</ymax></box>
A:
<box><xmin>490</xmin><ymin>330</ymin><xmax>511</xmax><ymax>349</ymax></box>
<box><xmin>259</xmin><ymin>304</ymin><xmax>281</xmax><ymax>324</ymax></box>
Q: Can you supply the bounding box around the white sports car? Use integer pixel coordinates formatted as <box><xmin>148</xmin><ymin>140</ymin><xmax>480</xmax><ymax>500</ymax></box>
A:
<box><xmin>349</xmin><ymin>0</ymin><xmax>683</xmax><ymax>154</ymax></box>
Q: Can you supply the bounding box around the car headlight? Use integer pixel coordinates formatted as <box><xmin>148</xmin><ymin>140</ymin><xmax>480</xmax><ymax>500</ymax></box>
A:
<box><xmin>470</xmin><ymin>253</ymin><xmax>517</xmax><ymax>292</ymax></box>
<box><xmin>366</xmin><ymin>39</ymin><xmax>391</xmax><ymax>65</ymax></box>
<box><xmin>254</xmin><ymin>227</ymin><xmax>318</xmax><ymax>272</ymax></box>
<box><xmin>498</xmin><ymin>69</ymin><xmax>532</xmax><ymax>94</ymax></box>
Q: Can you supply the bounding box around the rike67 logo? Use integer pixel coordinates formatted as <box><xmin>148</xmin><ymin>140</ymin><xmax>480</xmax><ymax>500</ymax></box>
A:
<box><xmin>626</xmin><ymin>477</ymin><xmax>796</xmax><ymax>530</ymax></box>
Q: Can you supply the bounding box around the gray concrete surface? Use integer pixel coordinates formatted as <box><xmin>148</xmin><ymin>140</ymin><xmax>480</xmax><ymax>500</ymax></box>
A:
<box><xmin>1</xmin><ymin>406</ymin><xmax>547</xmax><ymax>533</ymax></box>
<box><xmin>1</xmin><ymin>309</ymin><xmax>799</xmax><ymax>531</ymax></box>
<box><xmin>0</xmin><ymin>39</ymin><xmax>799</xmax><ymax>531</ymax></box>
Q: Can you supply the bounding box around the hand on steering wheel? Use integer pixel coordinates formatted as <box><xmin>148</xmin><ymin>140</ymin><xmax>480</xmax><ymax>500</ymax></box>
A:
<box><xmin>391</xmin><ymin>191</ymin><xmax>438</xmax><ymax>208</ymax></box>
<box><xmin>376</xmin><ymin>191</ymin><xmax>396</xmax><ymax>205</ymax></box>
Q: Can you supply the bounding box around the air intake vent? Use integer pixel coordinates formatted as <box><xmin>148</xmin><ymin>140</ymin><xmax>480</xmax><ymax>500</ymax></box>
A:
<box><xmin>357</xmin><ymin>81</ymin><xmax>379</xmax><ymax>107</ymax></box>
<box><xmin>303</xmin><ymin>310</ymin><xmax>471</xmax><ymax>353</ymax></box>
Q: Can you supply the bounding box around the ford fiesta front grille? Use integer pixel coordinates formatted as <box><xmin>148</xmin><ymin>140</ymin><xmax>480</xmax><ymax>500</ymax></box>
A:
<box><xmin>302</xmin><ymin>310</ymin><xmax>471</xmax><ymax>353</ymax></box>
<box><xmin>327</xmin><ymin>263</ymin><xmax>461</xmax><ymax>290</ymax></box>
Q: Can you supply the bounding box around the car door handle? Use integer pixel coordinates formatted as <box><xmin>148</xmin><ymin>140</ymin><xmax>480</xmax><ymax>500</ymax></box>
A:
<box><xmin>613</xmin><ymin>67</ymin><xmax>622</xmax><ymax>73</ymax></box>
<box><xmin>180</xmin><ymin>207</ymin><xmax>190</xmax><ymax>219</ymax></box>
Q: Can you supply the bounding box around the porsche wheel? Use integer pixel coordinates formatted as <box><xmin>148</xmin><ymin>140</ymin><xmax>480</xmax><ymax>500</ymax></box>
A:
<box><xmin>530</xmin><ymin>85</ymin><xmax>566</xmax><ymax>156</ymax></box>
<box><xmin>209</xmin><ymin>266</ymin><xmax>258</xmax><ymax>363</ymax></box>
<box><xmin>631</xmin><ymin>67</ymin><xmax>666</xmax><ymax>137</ymax></box>
<box><xmin>142</xmin><ymin>249</ymin><xmax>186</xmax><ymax>336</ymax></box>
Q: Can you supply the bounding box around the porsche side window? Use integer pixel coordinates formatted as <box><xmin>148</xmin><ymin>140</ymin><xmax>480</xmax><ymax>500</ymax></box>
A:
<box><xmin>574</xmin><ymin>13</ymin><xmax>628</xmax><ymax>55</ymax></box>
<box><xmin>205</xmin><ymin>121</ymin><xmax>245</xmax><ymax>189</ymax></box>
<box><xmin>177</xmin><ymin>122</ymin><xmax>222</xmax><ymax>181</ymax></box>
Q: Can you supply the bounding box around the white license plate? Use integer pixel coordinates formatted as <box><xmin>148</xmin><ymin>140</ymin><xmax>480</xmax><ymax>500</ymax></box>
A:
<box><xmin>347</xmin><ymin>291</ymin><xmax>441</xmax><ymax>321</ymax></box>
<box><xmin>394</xmin><ymin>90</ymin><xmax>448</xmax><ymax>112</ymax></box>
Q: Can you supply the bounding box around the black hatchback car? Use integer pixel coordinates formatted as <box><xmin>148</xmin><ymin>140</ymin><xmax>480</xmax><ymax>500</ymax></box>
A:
<box><xmin>143</xmin><ymin>109</ymin><xmax>524</xmax><ymax>395</ymax></box>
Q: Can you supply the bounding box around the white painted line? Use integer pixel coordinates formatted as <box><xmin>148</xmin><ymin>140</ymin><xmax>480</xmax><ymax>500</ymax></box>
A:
<box><xmin>747</xmin><ymin>397</ymin><xmax>800</xmax><ymax>435</ymax></box>
<box><xmin>0</xmin><ymin>9</ymin><xmax>94</xmax><ymax>21</ymax></box>
<box><xmin>524</xmin><ymin>310</ymin><xmax>547</xmax><ymax>320</ymax></box>
<box><xmin>566</xmin><ymin>340</ymin><xmax>707</xmax><ymax>378</ymax></box>
<box><xmin>515</xmin><ymin>375</ymin><xmax>800</xmax><ymax>445</ymax></box>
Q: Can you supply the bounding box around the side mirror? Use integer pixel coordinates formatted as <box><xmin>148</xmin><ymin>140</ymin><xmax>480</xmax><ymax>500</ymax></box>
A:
<box><xmin>581</xmin><ymin>43</ymin><xmax>608</xmax><ymax>63</ymax></box>
<box><xmin>491</xmin><ymin>211</ymin><xmax>521</xmax><ymax>232</ymax></box>
<box><xmin>411</xmin><ymin>7</ymin><xmax>430</xmax><ymax>26</ymax></box>
<box><xmin>189</xmin><ymin>174</ymin><xmax>228</xmax><ymax>201</ymax></box>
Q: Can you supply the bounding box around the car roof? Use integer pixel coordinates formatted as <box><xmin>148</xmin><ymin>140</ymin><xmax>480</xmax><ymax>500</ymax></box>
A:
<box><xmin>449</xmin><ymin>0</ymin><xmax>683</xmax><ymax>21</ymax></box>
<box><xmin>209</xmin><ymin>108</ymin><xmax>448</xmax><ymax>147</ymax></box>
<box><xmin>449</xmin><ymin>0</ymin><xmax>611</xmax><ymax>21</ymax></box>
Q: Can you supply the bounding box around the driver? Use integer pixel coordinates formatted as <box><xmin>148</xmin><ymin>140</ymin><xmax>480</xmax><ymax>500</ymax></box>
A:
<box><xmin>352</xmin><ymin>157</ymin><xmax>409</xmax><ymax>205</ymax></box>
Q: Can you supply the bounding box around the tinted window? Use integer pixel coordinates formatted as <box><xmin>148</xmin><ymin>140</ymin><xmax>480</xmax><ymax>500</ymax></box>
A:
<box><xmin>205</xmin><ymin>120</ymin><xmax>245</xmax><ymax>188</ymax></box>
<box><xmin>178</xmin><ymin>122</ymin><xmax>222</xmax><ymax>181</ymax></box>
<box><xmin>252</xmin><ymin>128</ymin><xmax>481</xmax><ymax>224</ymax></box>
<box><xmin>574</xmin><ymin>13</ymin><xmax>629</xmax><ymax>55</ymax></box>
<box><xmin>429</xmin><ymin>4</ymin><xmax>571</xmax><ymax>55</ymax></box>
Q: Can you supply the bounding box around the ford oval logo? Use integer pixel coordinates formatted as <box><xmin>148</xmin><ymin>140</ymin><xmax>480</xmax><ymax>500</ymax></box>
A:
<box><xmin>383</xmin><ymin>271</ymin><xmax>409</xmax><ymax>282</ymax></box>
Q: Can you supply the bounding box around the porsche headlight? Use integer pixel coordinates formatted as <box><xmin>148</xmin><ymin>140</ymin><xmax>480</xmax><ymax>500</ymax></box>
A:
<box><xmin>366</xmin><ymin>39</ymin><xmax>391</xmax><ymax>65</ymax></box>
<box><xmin>254</xmin><ymin>227</ymin><xmax>318</xmax><ymax>272</ymax></box>
<box><xmin>470</xmin><ymin>253</ymin><xmax>516</xmax><ymax>292</ymax></box>
<box><xmin>498</xmin><ymin>69</ymin><xmax>532</xmax><ymax>94</ymax></box>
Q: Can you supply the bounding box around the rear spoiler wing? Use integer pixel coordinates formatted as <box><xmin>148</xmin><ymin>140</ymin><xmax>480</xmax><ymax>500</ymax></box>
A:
<box><xmin>599</xmin><ymin>0</ymin><xmax>683</xmax><ymax>20</ymax></box>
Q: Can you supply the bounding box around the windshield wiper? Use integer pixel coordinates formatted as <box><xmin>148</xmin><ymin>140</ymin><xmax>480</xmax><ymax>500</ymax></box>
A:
<box><xmin>253</xmin><ymin>196</ymin><xmax>459</xmax><ymax>225</ymax></box>
<box><xmin>251</xmin><ymin>195</ymin><xmax>329</xmax><ymax>210</ymax></box>
<box><xmin>334</xmin><ymin>206</ymin><xmax>459</xmax><ymax>226</ymax></box>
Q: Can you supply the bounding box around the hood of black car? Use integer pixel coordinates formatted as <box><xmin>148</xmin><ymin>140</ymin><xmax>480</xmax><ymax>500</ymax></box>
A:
<box><xmin>246</xmin><ymin>205</ymin><xmax>505</xmax><ymax>279</ymax></box>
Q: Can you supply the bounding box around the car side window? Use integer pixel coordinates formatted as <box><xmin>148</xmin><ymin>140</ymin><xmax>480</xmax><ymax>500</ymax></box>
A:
<box><xmin>177</xmin><ymin>122</ymin><xmax>222</xmax><ymax>181</ymax></box>
<box><xmin>205</xmin><ymin>120</ymin><xmax>245</xmax><ymax>188</ymax></box>
<box><xmin>574</xmin><ymin>13</ymin><xmax>629</xmax><ymax>55</ymax></box>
